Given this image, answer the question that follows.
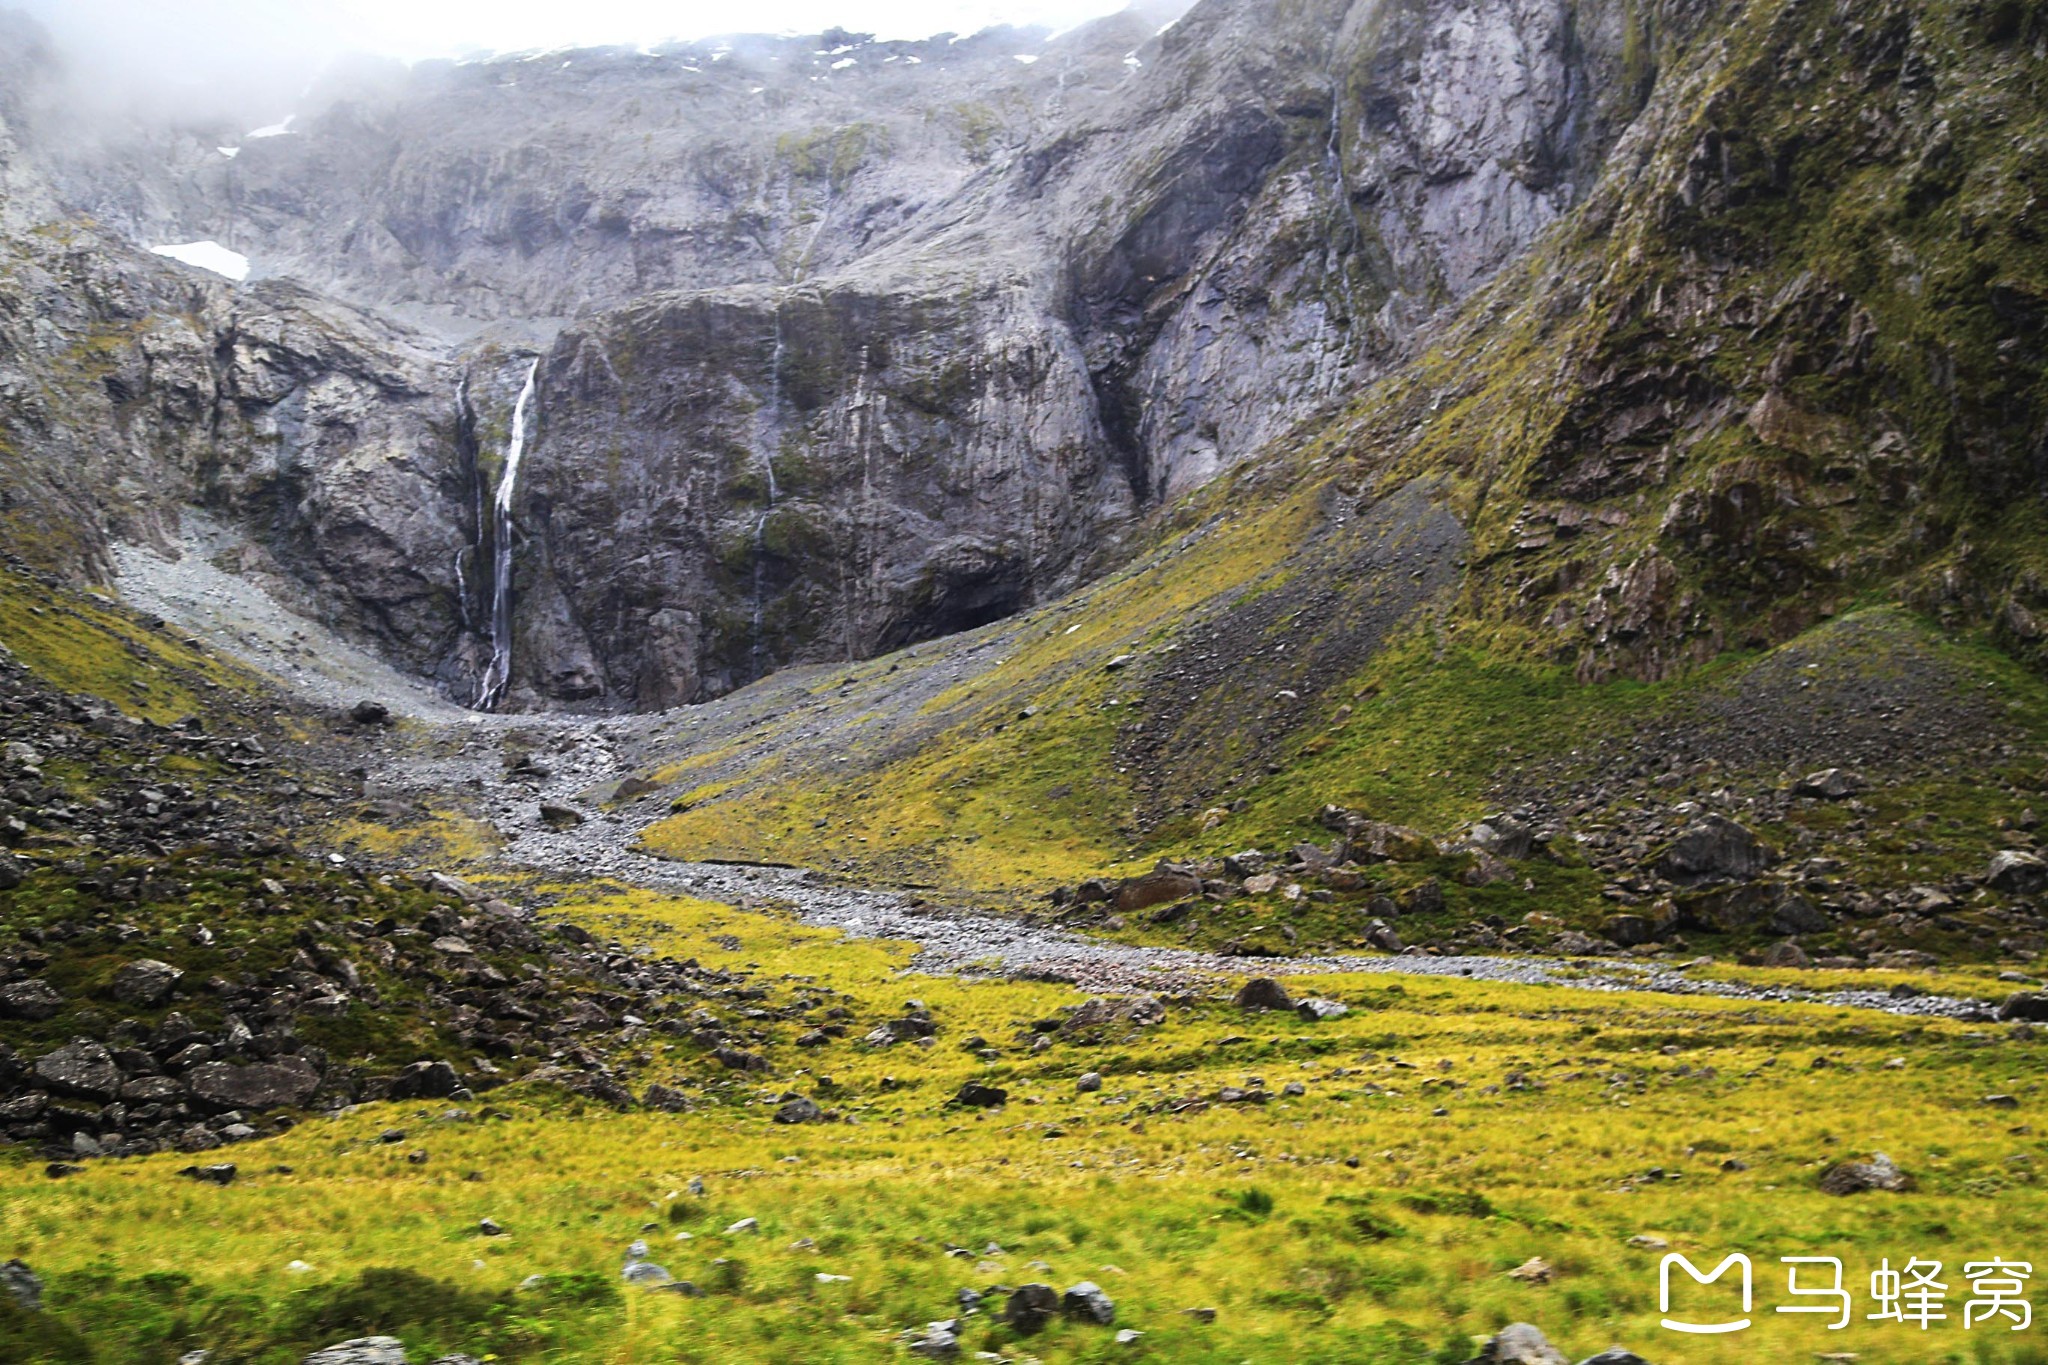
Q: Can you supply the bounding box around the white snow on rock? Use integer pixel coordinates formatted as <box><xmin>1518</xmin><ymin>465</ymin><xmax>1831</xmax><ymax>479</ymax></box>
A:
<box><xmin>246</xmin><ymin>116</ymin><xmax>294</xmax><ymax>139</ymax></box>
<box><xmin>149</xmin><ymin>241</ymin><xmax>250</xmax><ymax>281</ymax></box>
<box><xmin>217</xmin><ymin>146</ymin><xmax>239</xmax><ymax>158</ymax></box>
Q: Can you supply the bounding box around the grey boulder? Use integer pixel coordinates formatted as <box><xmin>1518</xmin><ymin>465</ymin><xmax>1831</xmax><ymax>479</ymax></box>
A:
<box><xmin>186</xmin><ymin>1059</ymin><xmax>321</xmax><ymax>1111</ymax></box>
<box><xmin>303</xmin><ymin>1340</ymin><xmax>408</xmax><ymax>1365</ymax></box>
<box><xmin>1987</xmin><ymin>850</ymin><xmax>2048</xmax><ymax>895</ymax></box>
<box><xmin>1469</xmin><ymin>1322</ymin><xmax>1569</xmax><ymax>1364</ymax></box>
<box><xmin>1818</xmin><ymin>1152</ymin><xmax>1911</xmax><ymax>1196</ymax></box>
<box><xmin>34</xmin><ymin>1038</ymin><xmax>123</xmax><ymax>1101</ymax></box>
<box><xmin>2</xmin><ymin>1258</ymin><xmax>42</xmax><ymax>1310</ymax></box>
<box><xmin>1005</xmin><ymin>1283</ymin><xmax>1059</xmax><ymax>1333</ymax></box>
<box><xmin>110</xmin><ymin>958</ymin><xmax>184</xmax><ymax>1008</ymax></box>
<box><xmin>1232</xmin><ymin>978</ymin><xmax>1294</xmax><ymax>1011</ymax></box>
<box><xmin>1654</xmin><ymin>816</ymin><xmax>1775</xmax><ymax>883</ymax></box>
<box><xmin>1062</xmin><ymin>1280</ymin><xmax>1116</xmax><ymax>1325</ymax></box>
<box><xmin>0</xmin><ymin>979</ymin><xmax>64</xmax><ymax>1021</ymax></box>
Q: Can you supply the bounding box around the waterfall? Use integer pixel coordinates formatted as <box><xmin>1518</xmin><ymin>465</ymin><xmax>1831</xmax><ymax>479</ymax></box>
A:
<box><xmin>750</xmin><ymin>309</ymin><xmax>785</xmax><ymax>678</ymax></box>
<box><xmin>476</xmin><ymin>358</ymin><xmax>540</xmax><ymax>711</ymax></box>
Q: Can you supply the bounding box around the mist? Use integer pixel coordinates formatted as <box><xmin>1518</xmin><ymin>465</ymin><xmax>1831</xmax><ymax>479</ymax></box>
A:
<box><xmin>8</xmin><ymin>0</ymin><xmax>1152</xmax><ymax>127</ymax></box>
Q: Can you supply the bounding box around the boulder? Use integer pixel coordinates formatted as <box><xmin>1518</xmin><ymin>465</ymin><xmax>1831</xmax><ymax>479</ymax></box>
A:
<box><xmin>0</xmin><ymin>979</ymin><xmax>63</xmax><ymax>1021</ymax></box>
<box><xmin>1756</xmin><ymin>940</ymin><xmax>1811</xmax><ymax>969</ymax></box>
<box><xmin>953</xmin><ymin>1082</ymin><xmax>1008</xmax><ymax>1108</ymax></box>
<box><xmin>642</xmin><ymin>1084</ymin><xmax>692</xmax><ymax>1112</ymax></box>
<box><xmin>1602</xmin><ymin>914</ymin><xmax>1656</xmax><ymax>947</ymax></box>
<box><xmin>1792</xmin><ymin>768</ymin><xmax>1859</xmax><ymax>800</ymax></box>
<box><xmin>538</xmin><ymin>803</ymin><xmax>585</xmax><ymax>830</ymax></box>
<box><xmin>1062</xmin><ymin>1280</ymin><xmax>1116</xmax><ymax>1325</ymax></box>
<box><xmin>1987</xmin><ymin>850</ymin><xmax>2048</xmax><ymax>895</ymax></box>
<box><xmin>119</xmin><ymin>1075</ymin><xmax>188</xmax><ymax>1104</ymax></box>
<box><xmin>1115</xmin><ymin>865</ymin><xmax>1202</xmax><ymax>913</ymax></box>
<box><xmin>866</xmin><ymin>1016</ymin><xmax>937</xmax><ymax>1045</ymax></box>
<box><xmin>1241</xmin><ymin>872</ymin><xmax>1280</xmax><ymax>895</ymax></box>
<box><xmin>1296</xmin><ymin>999</ymin><xmax>1348</xmax><ymax>1022</ymax></box>
<box><xmin>1005</xmin><ymin>1283</ymin><xmax>1060</xmax><ymax>1333</ymax></box>
<box><xmin>1233</xmin><ymin>978</ymin><xmax>1294</xmax><ymax>1011</ymax></box>
<box><xmin>1342</xmin><ymin>821</ymin><xmax>1438</xmax><ymax>863</ymax></box>
<box><xmin>179</xmin><ymin>1163</ymin><xmax>237</xmax><ymax>1185</ymax></box>
<box><xmin>1470</xmin><ymin>1323</ymin><xmax>1569</xmax><ymax>1365</ymax></box>
<box><xmin>1575</xmin><ymin>1352</ymin><xmax>1655</xmax><ymax>1365</ymax></box>
<box><xmin>774</xmin><ymin>1096</ymin><xmax>823</xmax><ymax>1124</ymax></box>
<box><xmin>1</xmin><ymin>1259</ymin><xmax>41</xmax><ymax>1311</ymax></box>
<box><xmin>1064</xmin><ymin>995</ymin><xmax>1165</xmax><ymax>1030</ymax></box>
<box><xmin>1654</xmin><ymin>816</ymin><xmax>1775</xmax><ymax>883</ymax></box>
<box><xmin>1222</xmin><ymin>851</ymin><xmax>1266</xmax><ymax>879</ymax></box>
<box><xmin>1467</xmin><ymin>817</ymin><xmax>1538</xmax><ymax>860</ymax></box>
<box><xmin>1818</xmin><ymin>1152</ymin><xmax>1911</xmax><ymax>1196</ymax></box>
<box><xmin>903</xmin><ymin>1320</ymin><xmax>960</xmax><ymax>1358</ymax></box>
<box><xmin>110</xmin><ymin>959</ymin><xmax>184</xmax><ymax>1008</ymax></box>
<box><xmin>348</xmin><ymin>701</ymin><xmax>393</xmax><ymax>727</ymax></box>
<box><xmin>1996</xmin><ymin>991</ymin><xmax>2048</xmax><ymax>1022</ymax></box>
<box><xmin>186</xmin><ymin>1059</ymin><xmax>321</xmax><ymax>1111</ymax></box>
<box><xmin>34</xmin><ymin>1039</ymin><xmax>122</xmax><ymax>1102</ymax></box>
<box><xmin>304</xmin><ymin>1340</ymin><xmax>408</xmax><ymax>1365</ymax></box>
<box><xmin>0</xmin><ymin>851</ymin><xmax>23</xmax><ymax>891</ymax></box>
<box><xmin>621</xmin><ymin>1240</ymin><xmax>674</xmax><ymax>1286</ymax></box>
<box><xmin>388</xmin><ymin>1060</ymin><xmax>461</xmax><ymax>1099</ymax></box>
<box><xmin>1365</xmin><ymin>919</ymin><xmax>1404</xmax><ymax>953</ymax></box>
<box><xmin>1678</xmin><ymin>882</ymin><xmax>1826</xmax><ymax>935</ymax></box>
<box><xmin>1076</xmin><ymin>1072</ymin><xmax>1103</xmax><ymax>1092</ymax></box>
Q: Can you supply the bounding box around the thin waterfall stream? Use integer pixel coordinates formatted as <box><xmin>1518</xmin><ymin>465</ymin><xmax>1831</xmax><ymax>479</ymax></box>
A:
<box><xmin>476</xmin><ymin>358</ymin><xmax>540</xmax><ymax>711</ymax></box>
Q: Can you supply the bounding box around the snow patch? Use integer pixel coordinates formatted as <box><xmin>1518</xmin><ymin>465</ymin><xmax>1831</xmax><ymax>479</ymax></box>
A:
<box><xmin>831</xmin><ymin>57</ymin><xmax>856</xmax><ymax>69</ymax></box>
<box><xmin>1013</xmin><ymin>53</ymin><xmax>1039</xmax><ymax>64</ymax></box>
<box><xmin>217</xmin><ymin>146</ymin><xmax>239</xmax><ymax>158</ymax></box>
<box><xmin>150</xmin><ymin>241</ymin><xmax>250</xmax><ymax>282</ymax></box>
<box><xmin>245</xmin><ymin>116</ymin><xmax>294</xmax><ymax>139</ymax></box>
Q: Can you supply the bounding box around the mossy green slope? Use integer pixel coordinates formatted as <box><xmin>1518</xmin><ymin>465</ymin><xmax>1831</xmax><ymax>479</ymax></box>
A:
<box><xmin>635</xmin><ymin>0</ymin><xmax>2048</xmax><ymax>927</ymax></box>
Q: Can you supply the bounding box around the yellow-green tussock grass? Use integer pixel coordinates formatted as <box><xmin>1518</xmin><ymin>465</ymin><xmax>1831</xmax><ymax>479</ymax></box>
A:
<box><xmin>7</xmin><ymin>885</ymin><xmax>2044</xmax><ymax>1363</ymax></box>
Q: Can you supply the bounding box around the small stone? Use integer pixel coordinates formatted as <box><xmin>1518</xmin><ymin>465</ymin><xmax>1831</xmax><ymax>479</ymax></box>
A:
<box><xmin>1818</xmin><ymin>1152</ymin><xmax>1911</xmax><ymax>1196</ymax></box>
<box><xmin>1505</xmin><ymin>1256</ymin><xmax>1553</xmax><ymax>1283</ymax></box>
<box><xmin>1985</xmin><ymin>1094</ymin><xmax>2021</xmax><ymax>1110</ymax></box>
<box><xmin>1988</xmin><ymin>850</ymin><xmax>2048</xmax><ymax>895</ymax></box>
<box><xmin>1077</xmin><ymin>1072</ymin><xmax>1102</xmax><ymax>1092</ymax></box>
<box><xmin>724</xmin><ymin>1217</ymin><xmax>759</xmax><ymax>1234</ymax></box>
<box><xmin>538</xmin><ymin>803</ymin><xmax>585</xmax><ymax>830</ymax></box>
<box><xmin>178</xmin><ymin>1164</ymin><xmax>237</xmax><ymax>1185</ymax></box>
<box><xmin>1295</xmin><ymin>998</ymin><xmax>1348</xmax><ymax>1021</ymax></box>
<box><xmin>478</xmin><ymin>1218</ymin><xmax>505</xmax><ymax>1236</ymax></box>
<box><xmin>302</xmin><ymin>1339</ymin><xmax>408</xmax><ymax>1365</ymax></box>
<box><xmin>1062</xmin><ymin>1280</ymin><xmax>1116</xmax><ymax>1325</ymax></box>
<box><xmin>1115</xmin><ymin>1328</ymin><xmax>1144</xmax><ymax>1345</ymax></box>
<box><xmin>110</xmin><ymin>959</ymin><xmax>184</xmax><ymax>1008</ymax></box>
<box><xmin>1792</xmin><ymin>768</ymin><xmax>1859</xmax><ymax>800</ymax></box>
<box><xmin>1476</xmin><ymin>1322</ymin><xmax>1569</xmax><ymax>1364</ymax></box>
<box><xmin>1232</xmin><ymin>978</ymin><xmax>1294</xmax><ymax>1012</ymax></box>
<box><xmin>953</xmin><ymin>1082</ymin><xmax>1008</xmax><ymax>1108</ymax></box>
<box><xmin>904</xmin><ymin>1321</ymin><xmax>959</xmax><ymax>1358</ymax></box>
<box><xmin>35</xmin><ymin>1038</ymin><xmax>123</xmax><ymax>1101</ymax></box>
<box><xmin>1</xmin><ymin>1259</ymin><xmax>42</xmax><ymax>1310</ymax></box>
<box><xmin>774</xmin><ymin>1096</ymin><xmax>823</xmax><ymax>1124</ymax></box>
<box><xmin>0</xmin><ymin>979</ymin><xmax>63</xmax><ymax>1021</ymax></box>
<box><xmin>348</xmin><ymin>701</ymin><xmax>393</xmax><ymax>727</ymax></box>
<box><xmin>1006</xmin><ymin>1283</ymin><xmax>1060</xmax><ymax>1333</ymax></box>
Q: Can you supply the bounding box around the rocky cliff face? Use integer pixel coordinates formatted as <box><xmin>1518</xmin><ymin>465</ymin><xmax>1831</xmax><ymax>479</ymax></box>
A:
<box><xmin>7</xmin><ymin>0</ymin><xmax>2035</xmax><ymax>714</ymax></box>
